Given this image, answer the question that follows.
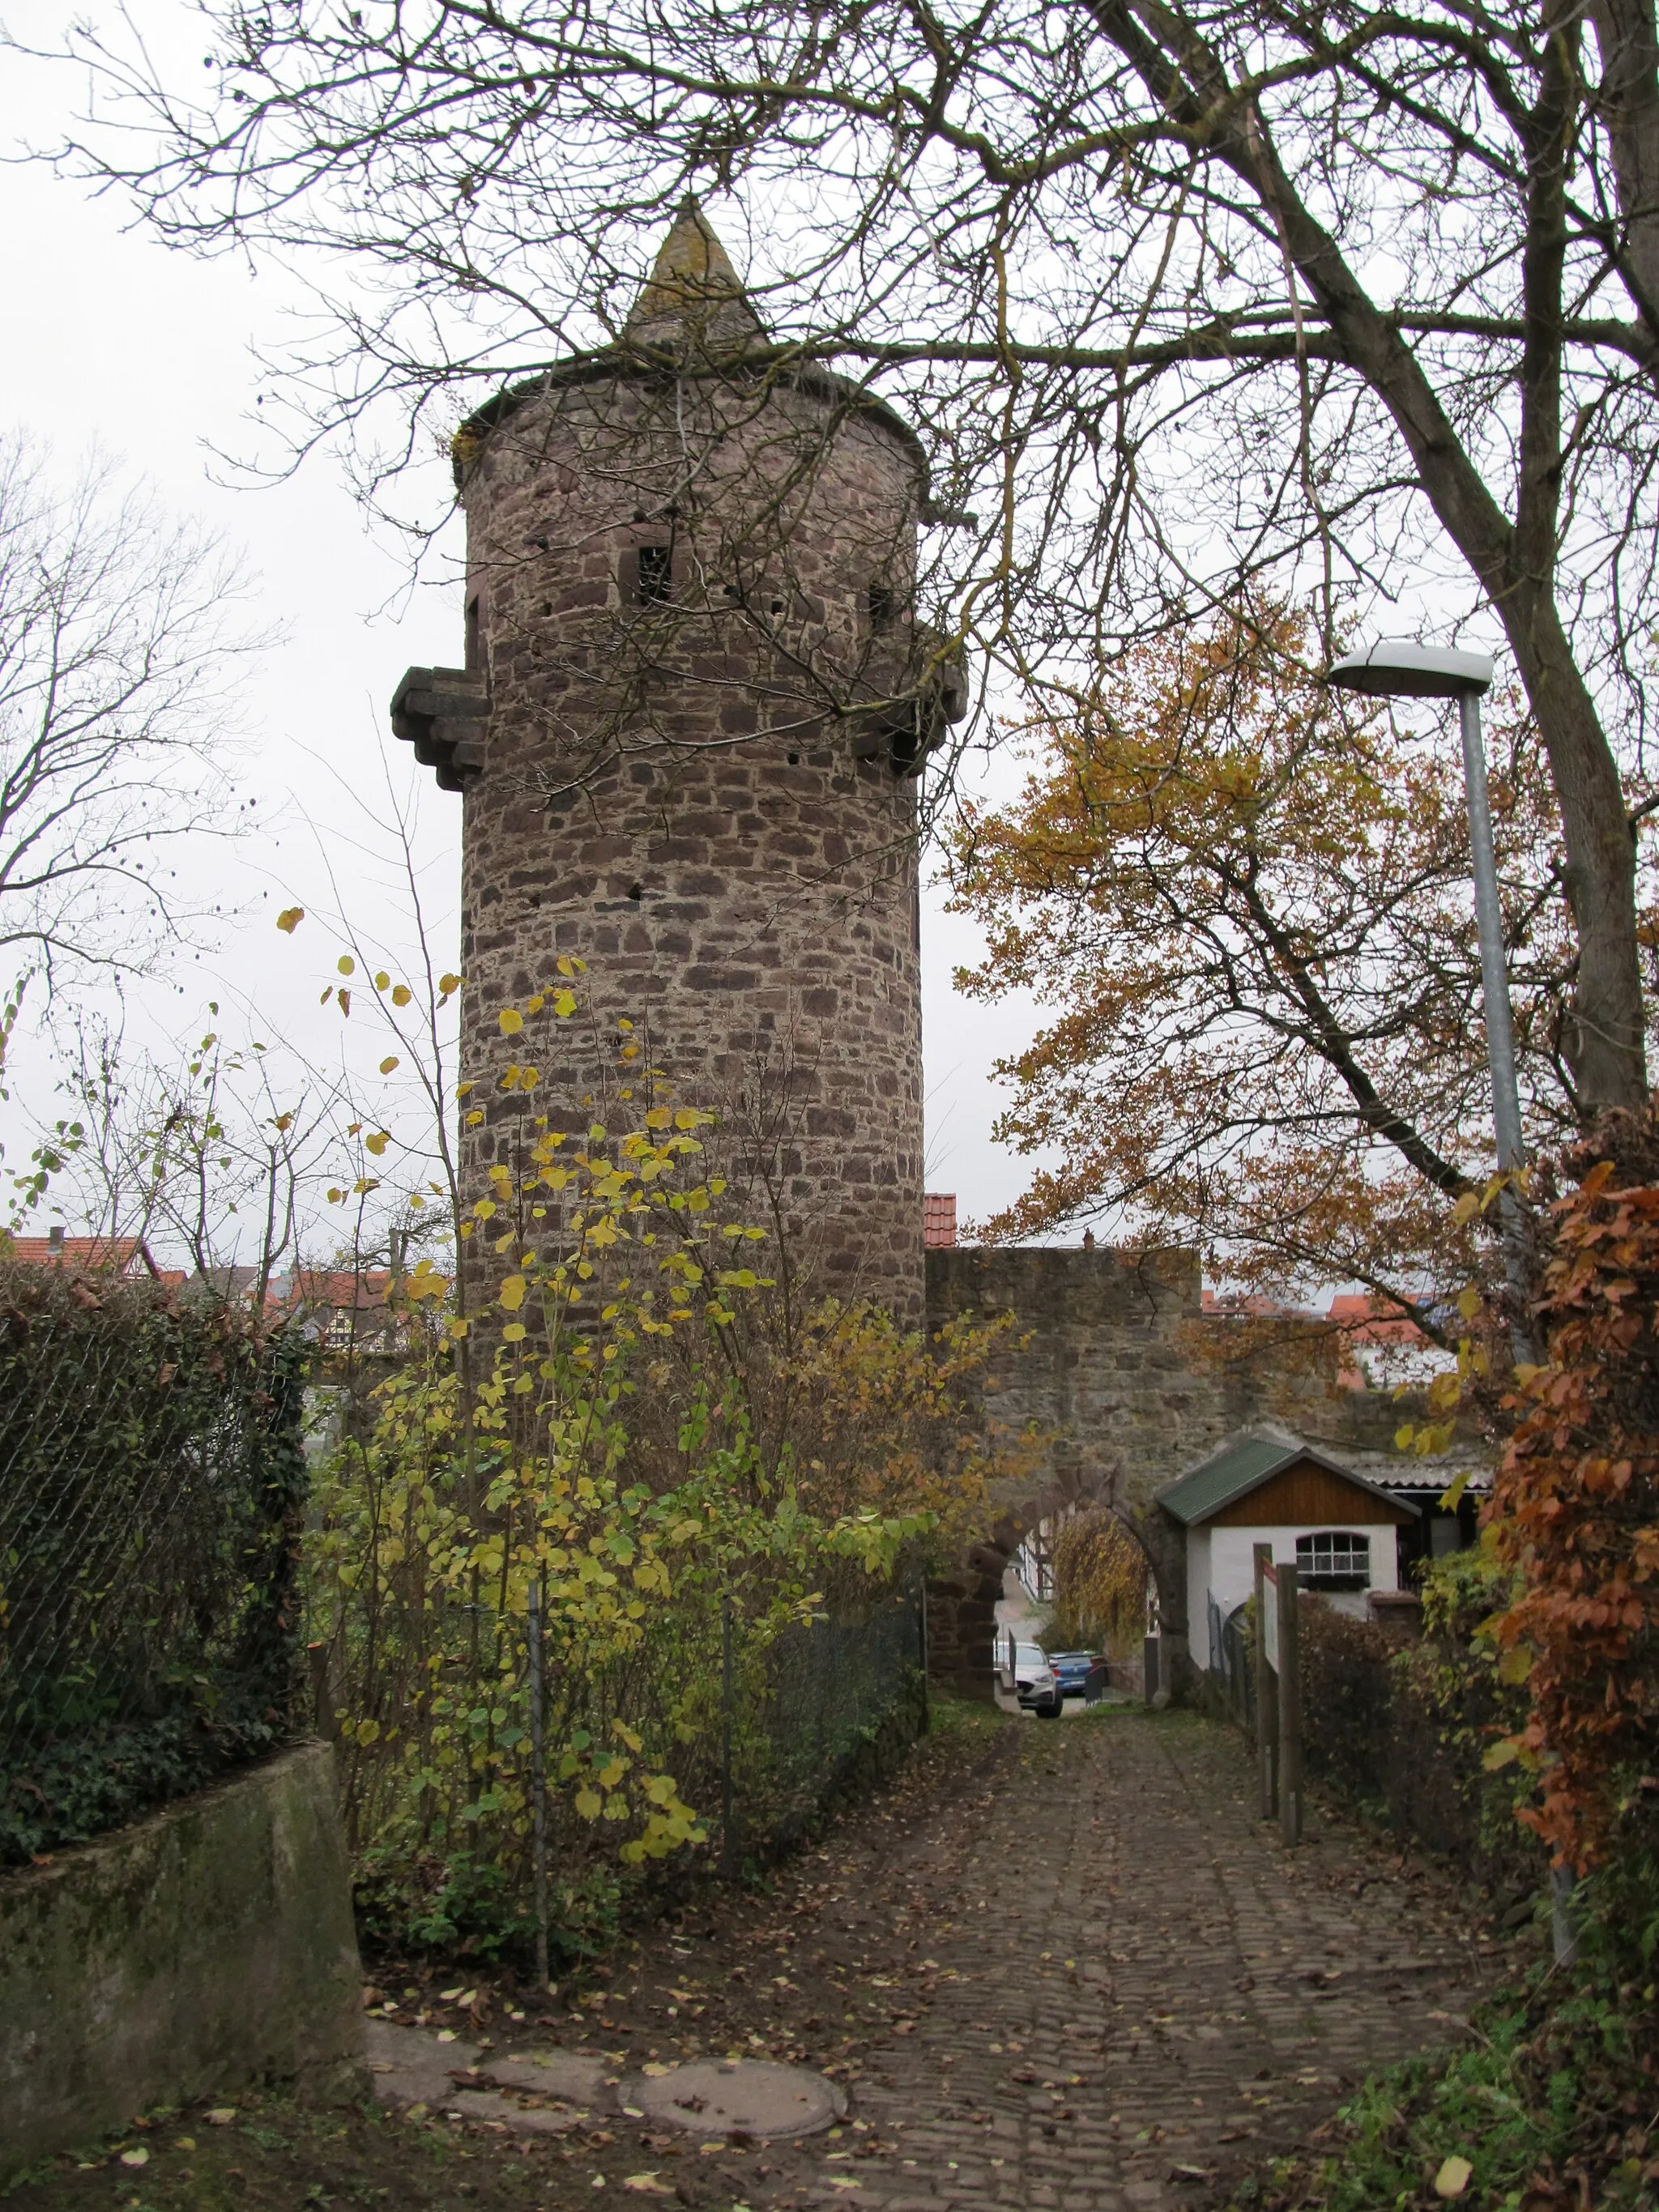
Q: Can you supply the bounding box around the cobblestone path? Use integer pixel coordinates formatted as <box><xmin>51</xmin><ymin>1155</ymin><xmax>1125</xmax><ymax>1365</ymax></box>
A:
<box><xmin>731</xmin><ymin>1708</ymin><xmax>1501</xmax><ymax>2212</ymax></box>
<box><xmin>350</xmin><ymin>1705</ymin><xmax>1512</xmax><ymax>2212</ymax></box>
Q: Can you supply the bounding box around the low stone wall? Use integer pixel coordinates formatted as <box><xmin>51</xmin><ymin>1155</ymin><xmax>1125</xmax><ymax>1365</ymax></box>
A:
<box><xmin>0</xmin><ymin>1741</ymin><xmax>364</xmax><ymax>2180</ymax></box>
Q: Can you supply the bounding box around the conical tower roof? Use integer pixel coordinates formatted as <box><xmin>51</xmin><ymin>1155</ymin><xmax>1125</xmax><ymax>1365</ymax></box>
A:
<box><xmin>623</xmin><ymin>198</ymin><xmax>766</xmax><ymax>352</ymax></box>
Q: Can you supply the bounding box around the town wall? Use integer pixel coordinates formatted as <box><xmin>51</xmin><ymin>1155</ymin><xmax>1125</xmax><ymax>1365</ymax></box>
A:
<box><xmin>0</xmin><ymin>1742</ymin><xmax>363</xmax><ymax>2180</ymax></box>
<box><xmin>923</xmin><ymin>1247</ymin><xmax>1405</xmax><ymax>1696</ymax></box>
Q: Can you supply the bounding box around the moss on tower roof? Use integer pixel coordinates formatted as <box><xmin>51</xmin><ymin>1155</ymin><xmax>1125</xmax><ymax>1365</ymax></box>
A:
<box><xmin>624</xmin><ymin>198</ymin><xmax>765</xmax><ymax>348</ymax></box>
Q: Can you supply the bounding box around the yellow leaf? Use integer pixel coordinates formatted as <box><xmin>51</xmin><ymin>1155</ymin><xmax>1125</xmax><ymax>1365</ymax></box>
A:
<box><xmin>438</xmin><ymin>972</ymin><xmax>463</xmax><ymax>995</ymax></box>
<box><xmin>1456</xmin><ymin>1286</ymin><xmax>1481</xmax><ymax>1322</ymax></box>
<box><xmin>499</xmin><ymin>1008</ymin><xmax>524</xmax><ymax>1034</ymax></box>
<box><xmin>1433</xmin><ymin>2156</ymin><xmax>1473</xmax><ymax>2199</ymax></box>
<box><xmin>499</xmin><ymin>1276</ymin><xmax>527</xmax><ymax>1311</ymax></box>
<box><xmin>380</xmin><ymin>1056</ymin><xmax>400</xmax><ymax>1076</ymax></box>
<box><xmin>275</xmin><ymin>906</ymin><xmax>304</xmax><ymax>933</ymax></box>
<box><xmin>338</xmin><ymin>955</ymin><xmax>356</xmax><ymax>977</ymax></box>
<box><xmin>1482</xmin><ymin>1737</ymin><xmax>1520</xmax><ymax>1771</ymax></box>
<box><xmin>449</xmin><ymin>1318</ymin><xmax>469</xmax><ymax>1339</ymax></box>
<box><xmin>554</xmin><ymin>989</ymin><xmax>578</xmax><ymax>1016</ymax></box>
<box><xmin>119</xmin><ymin>2149</ymin><xmax>149</xmax><ymax>2168</ymax></box>
<box><xmin>391</xmin><ymin>983</ymin><xmax>413</xmax><ymax>1007</ymax></box>
<box><xmin>365</xmin><ymin>1131</ymin><xmax>390</xmax><ymax>1157</ymax></box>
<box><xmin>374</xmin><ymin>970</ymin><xmax>390</xmax><ymax>991</ymax></box>
<box><xmin>575</xmin><ymin>1787</ymin><xmax>602</xmax><ymax>1820</ymax></box>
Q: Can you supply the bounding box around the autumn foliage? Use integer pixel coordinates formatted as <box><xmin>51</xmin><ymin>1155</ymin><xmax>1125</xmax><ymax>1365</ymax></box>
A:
<box><xmin>947</xmin><ymin>609</ymin><xmax>1657</xmax><ymax>1316</ymax></box>
<box><xmin>1487</xmin><ymin>1110</ymin><xmax>1659</xmax><ymax>1873</ymax></box>
<box><xmin>1048</xmin><ymin>1511</ymin><xmax>1148</xmax><ymax>1656</ymax></box>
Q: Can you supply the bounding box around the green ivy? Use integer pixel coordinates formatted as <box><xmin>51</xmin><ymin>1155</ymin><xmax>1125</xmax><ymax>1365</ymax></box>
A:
<box><xmin>0</xmin><ymin>1267</ymin><xmax>308</xmax><ymax>1863</ymax></box>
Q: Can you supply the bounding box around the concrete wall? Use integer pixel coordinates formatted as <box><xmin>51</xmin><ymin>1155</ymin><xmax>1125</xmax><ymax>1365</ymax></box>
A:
<box><xmin>0</xmin><ymin>1741</ymin><xmax>364</xmax><ymax>2180</ymax></box>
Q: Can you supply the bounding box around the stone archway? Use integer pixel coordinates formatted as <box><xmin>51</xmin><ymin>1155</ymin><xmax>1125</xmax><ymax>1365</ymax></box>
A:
<box><xmin>926</xmin><ymin>1466</ymin><xmax>1175</xmax><ymax>1703</ymax></box>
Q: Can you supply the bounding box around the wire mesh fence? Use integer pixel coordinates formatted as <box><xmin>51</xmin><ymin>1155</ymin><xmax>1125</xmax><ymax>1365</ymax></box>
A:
<box><xmin>331</xmin><ymin>1562</ymin><xmax>929</xmax><ymax>1963</ymax></box>
<box><xmin>0</xmin><ymin>1264</ymin><xmax>308</xmax><ymax>1864</ymax></box>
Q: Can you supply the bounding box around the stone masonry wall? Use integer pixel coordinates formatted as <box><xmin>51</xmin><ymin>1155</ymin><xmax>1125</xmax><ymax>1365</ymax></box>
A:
<box><xmin>454</xmin><ymin>367</ymin><xmax>930</xmax><ymax>1320</ymax></box>
<box><xmin>924</xmin><ymin>1247</ymin><xmax>1402</xmax><ymax>1694</ymax></box>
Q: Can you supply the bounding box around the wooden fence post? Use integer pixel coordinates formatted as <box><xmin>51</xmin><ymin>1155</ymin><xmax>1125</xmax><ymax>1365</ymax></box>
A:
<box><xmin>1277</xmin><ymin>1560</ymin><xmax>1302</xmax><ymax>1846</ymax></box>
<box><xmin>1253</xmin><ymin>1544</ymin><xmax>1277</xmax><ymax>1818</ymax></box>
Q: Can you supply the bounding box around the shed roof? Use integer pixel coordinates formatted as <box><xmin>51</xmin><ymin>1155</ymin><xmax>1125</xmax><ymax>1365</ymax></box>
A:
<box><xmin>1157</xmin><ymin>1431</ymin><xmax>1418</xmax><ymax>1527</ymax></box>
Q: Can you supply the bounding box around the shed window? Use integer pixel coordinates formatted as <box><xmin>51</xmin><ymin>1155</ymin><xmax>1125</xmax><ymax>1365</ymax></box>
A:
<box><xmin>1295</xmin><ymin>1530</ymin><xmax>1371</xmax><ymax>1592</ymax></box>
<box><xmin>634</xmin><ymin>543</ymin><xmax>673</xmax><ymax>605</ymax></box>
<box><xmin>868</xmin><ymin>581</ymin><xmax>896</xmax><ymax>631</ymax></box>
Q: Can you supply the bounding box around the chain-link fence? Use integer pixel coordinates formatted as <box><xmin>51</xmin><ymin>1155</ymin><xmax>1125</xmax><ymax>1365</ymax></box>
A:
<box><xmin>335</xmin><ymin>1564</ymin><xmax>929</xmax><ymax>1963</ymax></box>
<box><xmin>0</xmin><ymin>1264</ymin><xmax>308</xmax><ymax>1865</ymax></box>
<box><xmin>736</xmin><ymin>1588</ymin><xmax>927</xmax><ymax>1860</ymax></box>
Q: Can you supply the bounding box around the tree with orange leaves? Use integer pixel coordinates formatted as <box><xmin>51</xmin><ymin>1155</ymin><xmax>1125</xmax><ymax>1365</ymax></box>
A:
<box><xmin>1486</xmin><ymin>1110</ymin><xmax>1659</xmax><ymax>1875</ymax></box>
<box><xmin>948</xmin><ymin>610</ymin><xmax>1659</xmax><ymax>1323</ymax></box>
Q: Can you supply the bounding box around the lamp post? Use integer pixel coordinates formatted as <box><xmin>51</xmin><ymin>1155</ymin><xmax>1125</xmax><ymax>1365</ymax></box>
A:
<box><xmin>1325</xmin><ymin>641</ymin><xmax>1535</xmax><ymax>1360</ymax></box>
<box><xmin>1328</xmin><ymin>640</ymin><xmax>1567</xmax><ymax>1951</ymax></box>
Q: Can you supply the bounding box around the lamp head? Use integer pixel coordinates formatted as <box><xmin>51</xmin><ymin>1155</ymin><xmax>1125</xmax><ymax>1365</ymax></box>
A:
<box><xmin>1325</xmin><ymin>640</ymin><xmax>1493</xmax><ymax>700</ymax></box>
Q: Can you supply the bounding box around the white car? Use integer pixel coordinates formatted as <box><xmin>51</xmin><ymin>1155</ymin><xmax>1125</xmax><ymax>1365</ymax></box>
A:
<box><xmin>993</xmin><ymin>1635</ymin><xmax>1063</xmax><ymax>1718</ymax></box>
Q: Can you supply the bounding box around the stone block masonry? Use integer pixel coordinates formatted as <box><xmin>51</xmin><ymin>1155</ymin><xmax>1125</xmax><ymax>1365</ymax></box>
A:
<box><xmin>399</xmin><ymin>207</ymin><xmax>961</xmax><ymax>1328</ymax></box>
<box><xmin>0</xmin><ymin>1742</ymin><xmax>365</xmax><ymax>2180</ymax></box>
<box><xmin>924</xmin><ymin>1247</ymin><xmax>1402</xmax><ymax>1693</ymax></box>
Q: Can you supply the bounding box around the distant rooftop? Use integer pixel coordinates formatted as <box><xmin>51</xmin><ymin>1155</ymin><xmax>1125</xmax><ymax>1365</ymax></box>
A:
<box><xmin>924</xmin><ymin>1192</ymin><xmax>957</xmax><ymax>1249</ymax></box>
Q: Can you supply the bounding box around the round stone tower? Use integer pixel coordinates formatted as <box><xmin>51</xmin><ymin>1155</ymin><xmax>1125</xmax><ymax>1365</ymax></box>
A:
<box><xmin>393</xmin><ymin>205</ymin><xmax>962</xmax><ymax>1323</ymax></box>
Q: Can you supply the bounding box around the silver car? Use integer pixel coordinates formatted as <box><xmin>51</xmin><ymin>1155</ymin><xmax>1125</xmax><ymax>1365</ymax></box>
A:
<box><xmin>993</xmin><ymin>1634</ymin><xmax>1063</xmax><ymax>1718</ymax></box>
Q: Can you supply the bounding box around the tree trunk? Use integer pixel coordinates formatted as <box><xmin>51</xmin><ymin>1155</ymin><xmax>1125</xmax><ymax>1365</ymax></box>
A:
<box><xmin>1588</xmin><ymin>0</ymin><xmax>1659</xmax><ymax>352</ymax></box>
<box><xmin>1089</xmin><ymin>0</ymin><xmax>1650</xmax><ymax>1109</ymax></box>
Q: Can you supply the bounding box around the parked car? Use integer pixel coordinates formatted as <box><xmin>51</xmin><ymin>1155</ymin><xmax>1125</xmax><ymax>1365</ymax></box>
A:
<box><xmin>1047</xmin><ymin>1650</ymin><xmax>1104</xmax><ymax>1699</ymax></box>
<box><xmin>992</xmin><ymin>1634</ymin><xmax>1063</xmax><ymax>1718</ymax></box>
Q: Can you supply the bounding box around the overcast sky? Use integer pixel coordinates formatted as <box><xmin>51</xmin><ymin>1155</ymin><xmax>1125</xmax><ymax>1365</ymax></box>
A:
<box><xmin>1</xmin><ymin>6</ymin><xmax>1055</xmax><ymax>1244</ymax></box>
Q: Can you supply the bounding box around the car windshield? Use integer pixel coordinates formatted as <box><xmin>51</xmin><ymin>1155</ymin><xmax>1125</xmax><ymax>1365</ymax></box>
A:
<box><xmin>1015</xmin><ymin>1644</ymin><xmax>1048</xmax><ymax>1670</ymax></box>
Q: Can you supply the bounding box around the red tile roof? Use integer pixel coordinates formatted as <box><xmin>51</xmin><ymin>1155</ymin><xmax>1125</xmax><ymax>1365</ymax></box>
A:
<box><xmin>3</xmin><ymin>1234</ymin><xmax>158</xmax><ymax>1277</ymax></box>
<box><xmin>923</xmin><ymin>1192</ymin><xmax>957</xmax><ymax>1249</ymax></box>
<box><xmin>1327</xmin><ymin>1292</ymin><xmax>1428</xmax><ymax>1345</ymax></box>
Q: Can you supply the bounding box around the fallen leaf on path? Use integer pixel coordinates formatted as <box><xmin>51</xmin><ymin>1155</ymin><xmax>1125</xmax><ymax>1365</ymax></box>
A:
<box><xmin>622</xmin><ymin>2175</ymin><xmax>675</xmax><ymax>2195</ymax></box>
<box><xmin>204</xmin><ymin>2109</ymin><xmax>237</xmax><ymax>2127</ymax></box>
<box><xmin>118</xmin><ymin>2149</ymin><xmax>148</xmax><ymax>2167</ymax></box>
<box><xmin>1435</xmin><ymin>2156</ymin><xmax>1473</xmax><ymax>2198</ymax></box>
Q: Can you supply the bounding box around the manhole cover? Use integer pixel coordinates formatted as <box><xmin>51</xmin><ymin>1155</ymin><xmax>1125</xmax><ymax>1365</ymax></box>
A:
<box><xmin>630</xmin><ymin>2060</ymin><xmax>841</xmax><ymax>2138</ymax></box>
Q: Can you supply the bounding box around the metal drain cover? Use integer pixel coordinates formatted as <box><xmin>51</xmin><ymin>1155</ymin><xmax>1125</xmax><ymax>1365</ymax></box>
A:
<box><xmin>630</xmin><ymin>2059</ymin><xmax>842</xmax><ymax>2138</ymax></box>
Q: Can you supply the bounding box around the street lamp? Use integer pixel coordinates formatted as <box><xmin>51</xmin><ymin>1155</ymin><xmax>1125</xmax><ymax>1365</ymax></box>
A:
<box><xmin>1325</xmin><ymin>641</ymin><xmax>1533</xmax><ymax>1354</ymax></box>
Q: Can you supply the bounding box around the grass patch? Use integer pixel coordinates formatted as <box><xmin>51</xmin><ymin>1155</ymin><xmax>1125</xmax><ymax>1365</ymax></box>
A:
<box><xmin>923</xmin><ymin>1686</ymin><xmax>1009</xmax><ymax>1741</ymax></box>
<box><xmin>1229</xmin><ymin>1961</ymin><xmax>1659</xmax><ymax>2211</ymax></box>
<box><xmin>2</xmin><ymin>2082</ymin><xmax>755</xmax><ymax>2211</ymax></box>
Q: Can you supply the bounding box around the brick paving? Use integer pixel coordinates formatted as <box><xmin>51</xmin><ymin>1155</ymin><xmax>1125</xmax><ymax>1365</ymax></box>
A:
<box><xmin>769</xmin><ymin>1708</ymin><xmax>1498</xmax><ymax>2212</ymax></box>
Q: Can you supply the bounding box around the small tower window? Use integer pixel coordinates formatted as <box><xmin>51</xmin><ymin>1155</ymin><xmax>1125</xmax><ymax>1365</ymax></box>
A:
<box><xmin>464</xmin><ymin>594</ymin><xmax>482</xmax><ymax>671</ymax></box>
<box><xmin>634</xmin><ymin>543</ymin><xmax>673</xmax><ymax>605</ymax></box>
<box><xmin>868</xmin><ymin>581</ymin><xmax>896</xmax><ymax>632</ymax></box>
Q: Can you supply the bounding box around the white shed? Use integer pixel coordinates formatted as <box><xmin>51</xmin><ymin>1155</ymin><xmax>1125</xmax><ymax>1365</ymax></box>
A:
<box><xmin>1158</xmin><ymin>1430</ymin><xmax>1420</xmax><ymax>1673</ymax></box>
